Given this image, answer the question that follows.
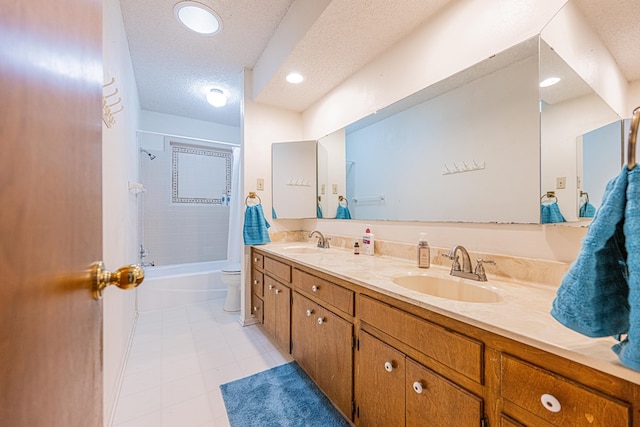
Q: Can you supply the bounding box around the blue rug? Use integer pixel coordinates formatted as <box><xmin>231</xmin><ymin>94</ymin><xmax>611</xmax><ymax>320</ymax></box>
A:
<box><xmin>220</xmin><ymin>362</ymin><xmax>350</xmax><ymax>427</ymax></box>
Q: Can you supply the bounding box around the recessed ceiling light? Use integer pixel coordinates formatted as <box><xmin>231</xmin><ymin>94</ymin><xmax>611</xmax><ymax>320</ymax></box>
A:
<box><xmin>540</xmin><ymin>77</ymin><xmax>561</xmax><ymax>88</ymax></box>
<box><xmin>207</xmin><ymin>88</ymin><xmax>227</xmax><ymax>107</ymax></box>
<box><xmin>286</xmin><ymin>72</ymin><xmax>304</xmax><ymax>84</ymax></box>
<box><xmin>174</xmin><ymin>1</ymin><xmax>222</xmax><ymax>35</ymax></box>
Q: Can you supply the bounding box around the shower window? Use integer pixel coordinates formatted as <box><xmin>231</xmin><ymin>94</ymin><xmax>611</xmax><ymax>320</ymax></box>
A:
<box><xmin>171</xmin><ymin>143</ymin><xmax>231</xmax><ymax>204</ymax></box>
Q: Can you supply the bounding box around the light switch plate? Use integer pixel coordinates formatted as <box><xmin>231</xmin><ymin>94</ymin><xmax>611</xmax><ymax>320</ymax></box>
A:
<box><xmin>257</xmin><ymin>178</ymin><xmax>264</xmax><ymax>191</ymax></box>
<box><xmin>332</xmin><ymin>184</ymin><xmax>338</xmax><ymax>194</ymax></box>
<box><xmin>556</xmin><ymin>177</ymin><xmax>566</xmax><ymax>189</ymax></box>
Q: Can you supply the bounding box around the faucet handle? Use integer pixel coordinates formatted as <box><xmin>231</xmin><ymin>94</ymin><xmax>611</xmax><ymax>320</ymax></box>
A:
<box><xmin>474</xmin><ymin>259</ymin><xmax>495</xmax><ymax>280</ymax></box>
<box><xmin>324</xmin><ymin>237</ymin><xmax>331</xmax><ymax>249</ymax></box>
<box><xmin>442</xmin><ymin>253</ymin><xmax>461</xmax><ymax>271</ymax></box>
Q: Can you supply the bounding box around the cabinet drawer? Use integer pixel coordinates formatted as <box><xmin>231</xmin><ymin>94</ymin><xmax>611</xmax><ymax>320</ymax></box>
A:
<box><xmin>293</xmin><ymin>269</ymin><xmax>354</xmax><ymax>316</ymax></box>
<box><xmin>264</xmin><ymin>256</ymin><xmax>291</xmax><ymax>283</ymax></box>
<box><xmin>251</xmin><ymin>294</ymin><xmax>263</xmax><ymax>323</ymax></box>
<box><xmin>358</xmin><ymin>295</ymin><xmax>483</xmax><ymax>383</ymax></box>
<box><xmin>251</xmin><ymin>269</ymin><xmax>264</xmax><ymax>297</ymax></box>
<box><xmin>500</xmin><ymin>354</ymin><xmax>630</xmax><ymax>426</ymax></box>
<box><xmin>252</xmin><ymin>252</ymin><xmax>264</xmax><ymax>269</ymax></box>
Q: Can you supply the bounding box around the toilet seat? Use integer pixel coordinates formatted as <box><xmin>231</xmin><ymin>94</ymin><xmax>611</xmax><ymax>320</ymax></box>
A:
<box><xmin>222</xmin><ymin>263</ymin><xmax>241</xmax><ymax>274</ymax></box>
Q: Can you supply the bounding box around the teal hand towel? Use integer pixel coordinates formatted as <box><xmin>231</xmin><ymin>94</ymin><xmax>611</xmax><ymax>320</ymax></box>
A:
<box><xmin>317</xmin><ymin>204</ymin><xmax>323</xmax><ymax>218</ymax></box>
<box><xmin>243</xmin><ymin>204</ymin><xmax>271</xmax><ymax>245</ymax></box>
<box><xmin>551</xmin><ymin>167</ymin><xmax>630</xmax><ymax>337</ymax></box>
<box><xmin>613</xmin><ymin>167</ymin><xmax>640</xmax><ymax>370</ymax></box>
<box><xmin>336</xmin><ymin>205</ymin><xmax>351</xmax><ymax>219</ymax></box>
<box><xmin>579</xmin><ymin>201</ymin><xmax>596</xmax><ymax>218</ymax></box>
<box><xmin>541</xmin><ymin>202</ymin><xmax>566</xmax><ymax>223</ymax></box>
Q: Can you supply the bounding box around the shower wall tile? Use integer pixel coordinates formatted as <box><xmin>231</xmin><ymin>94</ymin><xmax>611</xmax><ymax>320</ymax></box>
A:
<box><xmin>140</xmin><ymin>145</ymin><xmax>231</xmax><ymax>266</ymax></box>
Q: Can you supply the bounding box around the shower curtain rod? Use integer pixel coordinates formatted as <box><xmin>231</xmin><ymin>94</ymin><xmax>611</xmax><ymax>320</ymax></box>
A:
<box><xmin>137</xmin><ymin>130</ymin><xmax>241</xmax><ymax>148</ymax></box>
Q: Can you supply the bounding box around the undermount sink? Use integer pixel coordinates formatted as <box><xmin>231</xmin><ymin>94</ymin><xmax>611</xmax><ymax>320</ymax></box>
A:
<box><xmin>282</xmin><ymin>245</ymin><xmax>325</xmax><ymax>254</ymax></box>
<box><xmin>392</xmin><ymin>274</ymin><xmax>501</xmax><ymax>303</ymax></box>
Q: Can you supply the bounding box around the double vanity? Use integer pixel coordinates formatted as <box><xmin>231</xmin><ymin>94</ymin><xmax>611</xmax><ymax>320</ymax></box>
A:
<box><xmin>250</xmin><ymin>239</ymin><xmax>640</xmax><ymax>426</ymax></box>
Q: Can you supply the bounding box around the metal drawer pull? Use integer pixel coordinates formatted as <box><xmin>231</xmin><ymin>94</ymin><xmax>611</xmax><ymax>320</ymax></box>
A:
<box><xmin>306</xmin><ymin>309</ymin><xmax>314</xmax><ymax>316</ymax></box>
<box><xmin>253</xmin><ymin>279</ymin><xmax>258</xmax><ymax>285</ymax></box>
<box><xmin>311</xmin><ymin>285</ymin><xmax>319</xmax><ymax>292</ymax></box>
<box><xmin>254</xmin><ymin>257</ymin><xmax>259</xmax><ymax>262</ymax></box>
<box><xmin>317</xmin><ymin>317</ymin><xmax>325</xmax><ymax>325</ymax></box>
<box><xmin>275</xmin><ymin>289</ymin><xmax>280</xmax><ymax>295</ymax></box>
<box><xmin>540</xmin><ymin>394</ymin><xmax>561</xmax><ymax>413</ymax></box>
<box><xmin>253</xmin><ymin>306</ymin><xmax>258</xmax><ymax>312</ymax></box>
<box><xmin>412</xmin><ymin>381</ymin><xmax>424</xmax><ymax>394</ymax></box>
<box><xmin>268</xmin><ymin>284</ymin><xmax>274</xmax><ymax>290</ymax></box>
<box><xmin>384</xmin><ymin>361</ymin><xmax>394</xmax><ymax>372</ymax></box>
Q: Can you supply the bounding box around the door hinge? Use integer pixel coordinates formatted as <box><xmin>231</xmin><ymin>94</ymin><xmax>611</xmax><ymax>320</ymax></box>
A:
<box><xmin>352</xmin><ymin>335</ymin><xmax>356</xmax><ymax>348</ymax></box>
<box><xmin>481</xmin><ymin>413</ymin><xmax>489</xmax><ymax>427</ymax></box>
<box><xmin>352</xmin><ymin>400</ymin><xmax>356</xmax><ymax>417</ymax></box>
<box><xmin>289</xmin><ymin>341</ymin><xmax>293</xmax><ymax>353</ymax></box>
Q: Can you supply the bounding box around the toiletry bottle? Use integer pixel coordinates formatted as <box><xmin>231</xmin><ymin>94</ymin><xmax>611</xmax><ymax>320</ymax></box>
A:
<box><xmin>353</xmin><ymin>241</ymin><xmax>360</xmax><ymax>255</ymax></box>
<box><xmin>363</xmin><ymin>225</ymin><xmax>375</xmax><ymax>256</ymax></box>
<box><xmin>418</xmin><ymin>232</ymin><xmax>430</xmax><ymax>268</ymax></box>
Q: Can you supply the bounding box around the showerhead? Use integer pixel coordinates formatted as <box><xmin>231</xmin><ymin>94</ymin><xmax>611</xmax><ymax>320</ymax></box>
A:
<box><xmin>140</xmin><ymin>149</ymin><xmax>156</xmax><ymax>160</ymax></box>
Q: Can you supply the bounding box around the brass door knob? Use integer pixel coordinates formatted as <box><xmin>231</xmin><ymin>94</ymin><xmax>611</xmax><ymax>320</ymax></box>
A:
<box><xmin>91</xmin><ymin>261</ymin><xmax>144</xmax><ymax>299</ymax></box>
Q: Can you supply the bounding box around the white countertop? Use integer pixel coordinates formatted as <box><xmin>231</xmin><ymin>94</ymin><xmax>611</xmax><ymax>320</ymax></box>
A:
<box><xmin>256</xmin><ymin>242</ymin><xmax>640</xmax><ymax>386</ymax></box>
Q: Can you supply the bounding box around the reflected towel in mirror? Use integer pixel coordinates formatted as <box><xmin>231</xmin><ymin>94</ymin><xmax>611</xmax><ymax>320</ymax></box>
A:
<box><xmin>335</xmin><ymin>205</ymin><xmax>351</xmax><ymax>219</ymax></box>
<box><xmin>540</xmin><ymin>202</ymin><xmax>566</xmax><ymax>223</ymax></box>
<box><xmin>579</xmin><ymin>201</ymin><xmax>596</xmax><ymax>218</ymax></box>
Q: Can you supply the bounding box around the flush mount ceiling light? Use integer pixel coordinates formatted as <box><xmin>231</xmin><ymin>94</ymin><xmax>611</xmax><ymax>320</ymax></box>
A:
<box><xmin>174</xmin><ymin>1</ymin><xmax>222</xmax><ymax>35</ymax></box>
<box><xmin>207</xmin><ymin>88</ymin><xmax>227</xmax><ymax>107</ymax></box>
<box><xmin>539</xmin><ymin>77</ymin><xmax>561</xmax><ymax>88</ymax></box>
<box><xmin>286</xmin><ymin>72</ymin><xmax>304</xmax><ymax>84</ymax></box>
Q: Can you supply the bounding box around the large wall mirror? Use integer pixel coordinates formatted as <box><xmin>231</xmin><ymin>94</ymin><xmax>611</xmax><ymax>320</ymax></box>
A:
<box><xmin>313</xmin><ymin>35</ymin><xmax>622</xmax><ymax>224</ymax></box>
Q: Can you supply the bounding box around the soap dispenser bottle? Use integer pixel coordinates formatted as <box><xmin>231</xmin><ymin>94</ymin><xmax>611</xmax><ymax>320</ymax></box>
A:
<box><xmin>363</xmin><ymin>224</ymin><xmax>375</xmax><ymax>256</ymax></box>
<box><xmin>418</xmin><ymin>233</ymin><xmax>430</xmax><ymax>268</ymax></box>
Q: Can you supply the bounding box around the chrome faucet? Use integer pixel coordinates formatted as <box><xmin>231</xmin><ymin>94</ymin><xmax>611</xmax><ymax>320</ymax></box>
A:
<box><xmin>308</xmin><ymin>230</ymin><xmax>330</xmax><ymax>248</ymax></box>
<box><xmin>442</xmin><ymin>245</ymin><xmax>495</xmax><ymax>281</ymax></box>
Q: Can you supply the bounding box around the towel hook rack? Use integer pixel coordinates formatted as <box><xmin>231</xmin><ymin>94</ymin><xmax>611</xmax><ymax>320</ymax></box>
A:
<box><xmin>628</xmin><ymin>106</ymin><xmax>640</xmax><ymax>170</ymax></box>
<box><xmin>245</xmin><ymin>191</ymin><xmax>262</xmax><ymax>206</ymax></box>
<box><xmin>338</xmin><ymin>195</ymin><xmax>348</xmax><ymax>207</ymax></box>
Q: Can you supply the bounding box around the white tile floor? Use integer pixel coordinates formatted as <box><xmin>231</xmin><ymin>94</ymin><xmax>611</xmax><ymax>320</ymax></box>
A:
<box><xmin>112</xmin><ymin>298</ymin><xmax>293</xmax><ymax>427</ymax></box>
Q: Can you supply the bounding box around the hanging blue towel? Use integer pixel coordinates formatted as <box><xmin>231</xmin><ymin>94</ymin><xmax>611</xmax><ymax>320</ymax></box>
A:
<box><xmin>317</xmin><ymin>204</ymin><xmax>323</xmax><ymax>218</ymax></box>
<box><xmin>541</xmin><ymin>202</ymin><xmax>566</xmax><ymax>223</ymax></box>
<box><xmin>272</xmin><ymin>207</ymin><xmax>278</xmax><ymax>219</ymax></box>
<box><xmin>243</xmin><ymin>204</ymin><xmax>271</xmax><ymax>245</ymax></box>
<box><xmin>613</xmin><ymin>167</ymin><xmax>640</xmax><ymax>370</ymax></box>
<box><xmin>551</xmin><ymin>168</ymin><xmax>629</xmax><ymax>338</ymax></box>
<box><xmin>579</xmin><ymin>201</ymin><xmax>597</xmax><ymax>218</ymax></box>
<box><xmin>336</xmin><ymin>205</ymin><xmax>351</xmax><ymax>219</ymax></box>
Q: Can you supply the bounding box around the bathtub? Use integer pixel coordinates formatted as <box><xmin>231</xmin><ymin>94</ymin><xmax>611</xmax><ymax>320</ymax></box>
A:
<box><xmin>137</xmin><ymin>261</ymin><xmax>227</xmax><ymax>312</ymax></box>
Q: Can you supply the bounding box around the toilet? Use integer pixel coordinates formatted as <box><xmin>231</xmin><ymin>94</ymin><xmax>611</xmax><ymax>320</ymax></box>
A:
<box><xmin>222</xmin><ymin>264</ymin><xmax>241</xmax><ymax>312</ymax></box>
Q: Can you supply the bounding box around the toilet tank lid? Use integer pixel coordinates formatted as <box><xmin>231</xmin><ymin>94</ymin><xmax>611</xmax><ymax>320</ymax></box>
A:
<box><xmin>222</xmin><ymin>264</ymin><xmax>241</xmax><ymax>273</ymax></box>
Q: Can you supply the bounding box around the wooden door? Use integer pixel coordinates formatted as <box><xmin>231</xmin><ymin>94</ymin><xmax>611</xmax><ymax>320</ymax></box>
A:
<box><xmin>355</xmin><ymin>331</ymin><xmax>405</xmax><ymax>426</ymax></box>
<box><xmin>0</xmin><ymin>0</ymin><xmax>104</xmax><ymax>425</ymax></box>
<box><xmin>292</xmin><ymin>293</ymin><xmax>318</xmax><ymax>378</ymax></box>
<box><xmin>316</xmin><ymin>306</ymin><xmax>353</xmax><ymax>419</ymax></box>
<box><xmin>406</xmin><ymin>358</ymin><xmax>483</xmax><ymax>427</ymax></box>
<box><xmin>263</xmin><ymin>276</ymin><xmax>290</xmax><ymax>350</ymax></box>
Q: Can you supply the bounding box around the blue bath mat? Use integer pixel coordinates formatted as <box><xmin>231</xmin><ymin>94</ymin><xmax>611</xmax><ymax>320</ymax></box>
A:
<box><xmin>220</xmin><ymin>362</ymin><xmax>350</xmax><ymax>427</ymax></box>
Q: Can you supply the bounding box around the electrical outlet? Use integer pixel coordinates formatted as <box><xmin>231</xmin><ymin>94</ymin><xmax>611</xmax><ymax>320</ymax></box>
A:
<box><xmin>556</xmin><ymin>176</ymin><xmax>566</xmax><ymax>189</ymax></box>
<box><xmin>257</xmin><ymin>178</ymin><xmax>264</xmax><ymax>191</ymax></box>
<box><xmin>332</xmin><ymin>184</ymin><xmax>338</xmax><ymax>194</ymax></box>
<box><xmin>321</xmin><ymin>184</ymin><xmax>326</xmax><ymax>195</ymax></box>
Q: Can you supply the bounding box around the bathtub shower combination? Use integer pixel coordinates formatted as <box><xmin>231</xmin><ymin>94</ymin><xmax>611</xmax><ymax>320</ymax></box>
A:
<box><xmin>137</xmin><ymin>137</ymin><xmax>243</xmax><ymax>313</ymax></box>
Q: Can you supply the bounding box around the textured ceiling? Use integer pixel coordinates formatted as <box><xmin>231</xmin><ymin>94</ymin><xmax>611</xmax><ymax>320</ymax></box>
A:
<box><xmin>119</xmin><ymin>0</ymin><xmax>640</xmax><ymax>128</ymax></box>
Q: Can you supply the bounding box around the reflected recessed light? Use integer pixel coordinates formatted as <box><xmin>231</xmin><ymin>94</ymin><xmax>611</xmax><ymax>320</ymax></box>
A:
<box><xmin>207</xmin><ymin>88</ymin><xmax>227</xmax><ymax>107</ymax></box>
<box><xmin>540</xmin><ymin>77</ymin><xmax>561</xmax><ymax>88</ymax></box>
<box><xmin>174</xmin><ymin>1</ymin><xmax>222</xmax><ymax>35</ymax></box>
<box><xmin>286</xmin><ymin>72</ymin><xmax>304</xmax><ymax>84</ymax></box>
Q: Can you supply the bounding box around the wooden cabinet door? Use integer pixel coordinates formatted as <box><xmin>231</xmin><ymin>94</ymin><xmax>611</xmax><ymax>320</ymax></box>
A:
<box><xmin>292</xmin><ymin>293</ymin><xmax>318</xmax><ymax>378</ymax></box>
<box><xmin>356</xmin><ymin>331</ymin><xmax>405</xmax><ymax>426</ymax></box>
<box><xmin>316</xmin><ymin>305</ymin><xmax>353</xmax><ymax>418</ymax></box>
<box><xmin>406</xmin><ymin>359</ymin><xmax>483</xmax><ymax>427</ymax></box>
<box><xmin>263</xmin><ymin>276</ymin><xmax>290</xmax><ymax>349</ymax></box>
